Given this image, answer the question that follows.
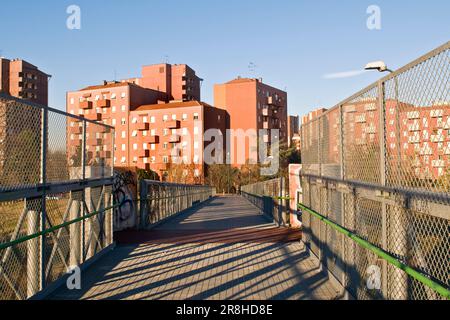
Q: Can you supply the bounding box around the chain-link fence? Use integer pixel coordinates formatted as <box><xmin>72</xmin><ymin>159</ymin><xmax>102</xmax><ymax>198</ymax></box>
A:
<box><xmin>299</xmin><ymin>42</ymin><xmax>449</xmax><ymax>300</ymax></box>
<box><xmin>241</xmin><ymin>178</ymin><xmax>288</xmax><ymax>226</ymax></box>
<box><xmin>139</xmin><ymin>180</ymin><xmax>215</xmax><ymax>229</ymax></box>
<box><xmin>0</xmin><ymin>94</ymin><xmax>114</xmax><ymax>300</ymax></box>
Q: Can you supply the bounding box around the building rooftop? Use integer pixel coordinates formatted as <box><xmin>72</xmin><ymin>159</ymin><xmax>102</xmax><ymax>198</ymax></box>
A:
<box><xmin>225</xmin><ymin>77</ymin><xmax>260</xmax><ymax>84</ymax></box>
<box><xmin>79</xmin><ymin>81</ymin><xmax>135</xmax><ymax>92</ymax></box>
<box><xmin>134</xmin><ymin>100</ymin><xmax>214</xmax><ymax>112</ymax></box>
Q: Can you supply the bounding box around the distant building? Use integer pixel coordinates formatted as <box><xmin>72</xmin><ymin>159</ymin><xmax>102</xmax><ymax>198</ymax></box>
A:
<box><xmin>0</xmin><ymin>58</ymin><xmax>50</xmax><ymax>185</ymax></box>
<box><xmin>288</xmin><ymin>115</ymin><xmax>299</xmax><ymax>147</ymax></box>
<box><xmin>0</xmin><ymin>57</ymin><xmax>50</xmax><ymax>106</ymax></box>
<box><xmin>67</xmin><ymin>64</ymin><xmax>227</xmax><ymax>183</ymax></box>
<box><xmin>122</xmin><ymin>63</ymin><xmax>202</xmax><ymax>102</ymax></box>
<box><xmin>214</xmin><ymin>77</ymin><xmax>288</xmax><ymax>166</ymax></box>
<box><xmin>301</xmin><ymin>101</ymin><xmax>450</xmax><ymax>180</ymax></box>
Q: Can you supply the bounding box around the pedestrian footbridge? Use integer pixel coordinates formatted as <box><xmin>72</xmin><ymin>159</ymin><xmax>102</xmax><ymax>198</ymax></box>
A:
<box><xmin>48</xmin><ymin>196</ymin><xmax>341</xmax><ymax>300</ymax></box>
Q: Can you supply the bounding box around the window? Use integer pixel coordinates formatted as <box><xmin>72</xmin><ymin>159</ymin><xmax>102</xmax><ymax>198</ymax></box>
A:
<box><xmin>121</xmin><ymin>105</ymin><xmax>126</xmax><ymax>112</ymax></box>
<box><xmin>133</xmin><ymin>143</ymin><xmax>138</xmax><ymax>150</ymax></box>
<box><xmin>151</xmin><ymin>144</ymin><xmax>156</xmax><ymax>151</ymax></box>
<box><xmin>111</xmin><ymin>93</ymin><xmax>116</xmax><ymax>99</ymax></box>
<box><xmin>95</xmin><ymin>95</ymin><xmax>100</xmax><ymax>101</ymax></box>
<box><xmin>70</xmin><ymin>98</ymin><xmax>74</xmax><ymax>105</ymax></box>
<box><xmin>151</xmin><ymin>156</ymin><xmax>156</xmax><ymax>163</ymax></box>
<box><xmin>112</xmin><ymin>106</ymin><xmax>116</xmax><ymax>113</ymax></box>
<box><xmin>133</xmin><ymin>156</ymin><xmax>138</xmax><ymax>163</ymax></box>
<box><xmin>194</xmin><ymin>127</ymin><xmax>199</xmax><ymax>135</ymax></box>
<box><xmin>182</xmin><ymin>114</ymin><xmax>188</xmax><ymax>121</ymax></box>
<box><xmin>112</xmin><ymin>119</ymin><xmax>116</xmax><ymax>126</ymax></box>
<box><xmin>131</xmin><ymin>130</ymin><xmax>137</xmax><ymax>137</ymax></box>
<box><xmin>151</xmin><ymin>129</ymin><xmax>156</xmax><ymax>136</ymax></box>
<box><xmin>121</xmin><ymin>92</ymin><xmax>126</xmax><ymax>98</ymax></box>
<box><xmin>163</xmin><ymin>129</ymin><xmax>169</xmax><ymax>136</ymax></box>
<box><xmin>143</xmin><ymin>143</ymin><xmax>148</xmax><ymax>150</ymax></box>
<box><xmin>182</xmin><ymin>128</ymin><xmax>188</xmax><ymax>135</ymax></box>
<box><xmin>163</xmin><ymin>156</ymin><xmax>169</xmax><ymax>164</ymax></box>
<box><xmin>121</xmin><ymin>131</ymin><xmax>126</xmax><ymax>138</ymax></box>
<box><xmin>163</xmin><ymin>142</ymin><xmax>168</xmax><ymax>149</ymax></box>
<box><xmin>150</xmin><ymin>116</ymin><xmax>156</xmax><ymax>123</ymax></box>
<box><xmin>194</xmin><ymin>141</ymin><xmax>199</xmax><ymax>149</ymax></box>
<box><xmin>132</xmin><ymin>117</ymin><xmax>138</xmax><ymax>124</ymax></box>
<box><xmin>121</xmin><ymin>144</ymin><xmax>126</xmax><ymax>151</ymax></box>
<box><xmin>121</xmin><ymin>157</ymin><xmax>126</xmax><ymax>163</ymax></box>
<box><xmin>163</xmin><ymin>115</ymin><xmax>168</xmax><ymax>121</ymax></box>
<box><xmin>172</xmin><ymin>129</ymin><xmax>177</xmax><ymax>135</ymax></box>
<box><xmin>172</xmin><ymin>114</ymin><xmax>177</xmax><ymax>120</ymax></box>
<box><xmin>121</xmin><ymin>118</ymin><xmax>126</xmax><ymax>125</ymax></box>
<box><xmin>193</xmin><ymin>113</ymin><xmax>199</xmax><ymax>120</ymax></box>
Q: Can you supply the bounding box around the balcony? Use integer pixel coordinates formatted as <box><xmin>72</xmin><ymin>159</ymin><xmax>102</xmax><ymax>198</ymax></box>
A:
<box><xmin>267</xmin><ymin>96</ymin><xmax>283</xmax><ymax>107</ymax></box>
<box><xmin>169</xmin><ymin>135</ymin><xmax>181</xmax><ymax>143</ymax></box>
<box><xmin>71</xmin><ymin>138</ymin><xmax>82</xmax><ymax>147</ymax></box>
<box><xmin>148</xmin><ymin>135</ymin><xmax>160</xmax><ymax>144</ymax></box>
<box><xmin>137</xmin><ymin>122</ymin><xmax>149</xmax><ymax>131</ymax></box>
<box><xmin>80</xmin><ymin>101</ymin><xmax>93</xmax><ymax>110</ymax></box>
<box><xmin>87</xmin><ymin>138</ymin><xmax>102</xmax><ymax>146</ymax></box>
<box><xmin>432</xmin><ymin>160</ymin><xmax>445</xmax><ymax>168</ymax></box>
<box><xmin>262</xmin><ymin>108</ymin><xmax>271</xmax><ymax>117</ymax></box>
<box><xmin>139</xmin><ymin>149</ymin><xmax>150</xmax><ymax>158</ymax></box>
<box><xmin>96</xmin><ymin>99</ymin><xmax>111</xmax><ymax>108</ymax></box>
<box><xmin>69</xmin><ymin>126</ymin><xmax>83</xmax><ymax>134</ymax></box>
<box><xmin>99</xmin><ymin>151</ymin><xmax>112</xmax><ymax>158</ymax></box>
<box><xmin>165</xmin><ymin>120</ymin><xmax>181</xmax><ymax>129</ymax></box>
<box><xmin>85</xmin><ymin>113</ymin><xmax>102</xmax><ymax>121</ymax></box>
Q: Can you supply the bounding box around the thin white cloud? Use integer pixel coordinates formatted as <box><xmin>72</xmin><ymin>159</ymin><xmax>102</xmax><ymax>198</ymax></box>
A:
<box><xmin>323</xmin><ymin>70</ymin><xmax>366</xmax><ymax>79</ymax></box>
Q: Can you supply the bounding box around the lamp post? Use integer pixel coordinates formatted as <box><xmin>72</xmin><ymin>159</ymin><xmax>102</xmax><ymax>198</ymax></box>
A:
<box><xmin>365</xmin><ymin>61</ymin><xmax>407</xmax><ymax>299</ymax></box>
<box><xmin>365</xmin><ymin>61</ymin><xmax>400</xmax><ymax>170</ymax></box>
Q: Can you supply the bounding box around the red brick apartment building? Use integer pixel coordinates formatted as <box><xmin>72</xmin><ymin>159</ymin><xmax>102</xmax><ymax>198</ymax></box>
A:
<box><xmin>0</xmin><ymin>57</ymin><xmax>50</xmax><ymax>105</ymax></box>
<box><xmin>288</xmin><ymin>115</ymin><xmax>300</xmax><ymax>148</ymax></box>
<box><xmin>214</xmin><ymin>77</ymin><xmax>288</xmax><ymax>166</ymax></box>
<box><xmin>0</xmin><ymin>58</ymin><xmax>50</xmax><ymax>181</ymax></box>
<box><xmin>302</xmin><ymin>101</ymin><xmax>450</xmax><ymax>180</ymax></box>
<box><xmin>67</xmin><ymin>64</ymin><xmax>225</xmax><ymax>183</ymax></box>
<box><xmin>122</xmin><ymin>63</ymin><xmax>202</xmax><ymax>102</ymax></box>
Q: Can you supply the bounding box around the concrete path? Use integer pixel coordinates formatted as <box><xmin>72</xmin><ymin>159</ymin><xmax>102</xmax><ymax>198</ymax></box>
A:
<box><xmin>49</xmin><ymin>196</ymin><xmax>341</xmax><ymax>300</ymax></box>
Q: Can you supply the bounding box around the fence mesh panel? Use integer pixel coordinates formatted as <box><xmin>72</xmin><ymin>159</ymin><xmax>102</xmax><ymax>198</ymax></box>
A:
<box><xmin>0</xmin><ymin>95</ymin><xmax>114</xmax><ymax>300</ymax></box>
<box><xmin>299</xmin><ymin>42</ymin><xmax>450</xmax><ymax>300</ymax></box>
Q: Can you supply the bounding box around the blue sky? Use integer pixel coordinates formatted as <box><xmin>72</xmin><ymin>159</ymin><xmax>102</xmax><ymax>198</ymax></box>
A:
<box><xmin>0</xmin><ymin>0</ymin><xmax>448</xmax><ymax>116</ymax></box>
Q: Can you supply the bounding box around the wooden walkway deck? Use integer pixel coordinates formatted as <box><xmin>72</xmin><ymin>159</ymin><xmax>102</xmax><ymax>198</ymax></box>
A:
<box><xmin>49</xmin><ymin>196</ymin><xmax>341</xmax><ymax>300</ymax></box>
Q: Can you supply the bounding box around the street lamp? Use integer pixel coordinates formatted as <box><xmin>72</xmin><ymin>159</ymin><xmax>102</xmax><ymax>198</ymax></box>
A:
<box><xmin>364</xmin><ymin>60</ymin><xmax>393</xmax><ymax>74</ymax></box>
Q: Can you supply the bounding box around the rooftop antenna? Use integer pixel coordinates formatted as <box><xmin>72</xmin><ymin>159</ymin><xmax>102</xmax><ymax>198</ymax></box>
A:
<box><xmin>114</xmin><ymin>69</ymin><xmax>117</xmax><ymax>82</ymax></box>
<box><xmin>248</xmin><ymin>62</ymin><xmax>257</xmax><ymax>76</ymax></box>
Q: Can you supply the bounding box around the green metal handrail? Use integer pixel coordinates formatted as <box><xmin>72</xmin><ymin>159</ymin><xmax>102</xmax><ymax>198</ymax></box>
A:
<box><xmin>0</xmin><ymin>202</ymin><xmax>120</xmax><ymax>251</ymax></box>
<box><xmin>298</xmin><ymin>202</ymin><xmax>450</xmax><ymax>300</ymax></box>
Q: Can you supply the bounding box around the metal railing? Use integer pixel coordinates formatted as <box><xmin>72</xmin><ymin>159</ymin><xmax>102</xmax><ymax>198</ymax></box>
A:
<box><xmin>241</xmin><ymin>178</ymin><xmax>288</xmax><ymax>226</ymax></box>
<box><xmin>0</xmin><ymin>94</ymin><xmax>115</xmax><ymax>300</ymax></box>
<box><xmin>299</xmin><ymin>42</ymin><xmax>449</xmax><ymax>300</ymax></box>
<box><xmin>139</xmin><ymin>180</ymin><xmax>215</xmax><ymax>229</ymax></box>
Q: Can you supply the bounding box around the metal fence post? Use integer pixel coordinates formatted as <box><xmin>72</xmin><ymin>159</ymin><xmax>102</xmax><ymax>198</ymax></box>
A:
<box><xmin>378</xmin><ymin>80</ymin><xmax>389</xmax><ymax>298</ymax></box>
<box><xmin>81</xmin><ymin>120</ymin><xmax>87</xmax><ymax>262</ymax></box>
<box><xmin>39</xmin><ymin>106</ymin><xmax>48</xmax><ymax>291</ymax></box>
<box><xmin>26</xmin><ymin>198</ymin><xmax>42</xmax><ymax>298</ymax></box>
<box><xmin>139</xmin><ymin>180</ymin><xmax>148</xmax><ymax>229</ymax></box>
